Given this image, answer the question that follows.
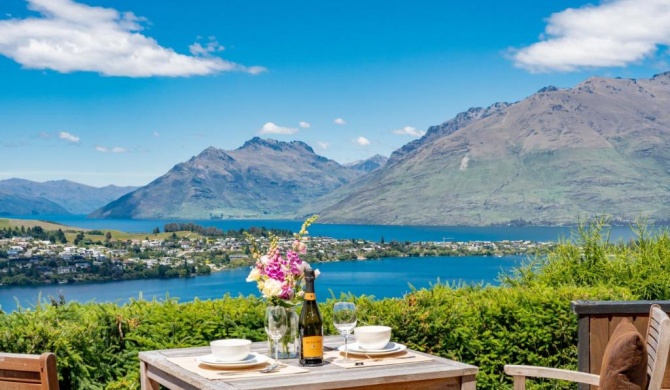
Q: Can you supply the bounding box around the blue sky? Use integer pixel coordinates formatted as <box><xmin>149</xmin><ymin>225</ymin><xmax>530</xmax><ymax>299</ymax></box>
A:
<box><xmin>0</xmin><ymin>0</ymin><xmax>669</xmax><ymax>187</ymax></box>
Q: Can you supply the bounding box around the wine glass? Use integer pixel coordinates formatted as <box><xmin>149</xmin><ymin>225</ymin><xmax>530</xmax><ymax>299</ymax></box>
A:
<box><xmin>265</xmin><ymin>306</ymin><xmax>288</xmax><ymax>368</ymax></box>
<box><xmin>333</xmin><ymin>302</ymin><xmax>357</xmax><ymax>362</ymax></box>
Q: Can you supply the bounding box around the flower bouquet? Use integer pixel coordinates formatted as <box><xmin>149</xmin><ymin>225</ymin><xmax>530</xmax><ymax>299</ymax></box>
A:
<box><xmin>245</xmin><ymin>215</ymin><xmax>319</xmax><ymax>358</ymax></box>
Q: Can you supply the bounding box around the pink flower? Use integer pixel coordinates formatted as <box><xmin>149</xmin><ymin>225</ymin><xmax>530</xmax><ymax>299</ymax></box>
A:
<box><xmin>246</xmin><ymin>215</ymin><xmax>319</xmax><ymax>305</ymax></box>
<box><xmin>292</xmin><ymin>239</ymin><xmax>307</xmax><ymax>254</ymax></box>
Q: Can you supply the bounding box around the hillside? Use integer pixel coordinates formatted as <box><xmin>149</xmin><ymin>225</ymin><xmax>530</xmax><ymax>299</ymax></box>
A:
<box><xmin>310</xmin><ymin>72</ymin><xmax>670</xmax><ymax>226</ymax></box>
<box><xmin>0</xmin><ymin>191</ymin><xmax>70</xmax><ymax>216</ymax></box>
<box><xmin>89</xmin><ymin>137</ymin><xmax>361</xmax><ymax>219</ymax></box>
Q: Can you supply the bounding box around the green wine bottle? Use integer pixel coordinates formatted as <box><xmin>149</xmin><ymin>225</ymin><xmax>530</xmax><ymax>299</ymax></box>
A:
<box><xmin>299</xmin><ymin>268</ymin><xmax>323</xmax><ymax>366</ymax></box>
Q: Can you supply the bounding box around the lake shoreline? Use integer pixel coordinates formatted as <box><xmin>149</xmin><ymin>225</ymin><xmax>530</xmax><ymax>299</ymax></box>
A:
<box><xmin>0</xmin><ymin>254</ymin><xmax>525</xmax><ymax>312</ymax></box>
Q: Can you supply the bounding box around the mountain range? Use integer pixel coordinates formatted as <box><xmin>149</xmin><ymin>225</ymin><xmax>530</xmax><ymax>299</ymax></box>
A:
<box><xmin>311</xmin><ymin>72</ymin><xmax>670</xmax><ymax>225</ymax></box>
<box><xmin>0</xmin><ymin>179</ymin><xmax>137</xmax><ymax>216</ymax></box>
<box><xmin>4</xmin><ymin>72</ymin><xmax>670</xmax><ymax>226</ymax></box>
<box><xmin>88</xmin><ymin>138</ymin><xmax>363</xmax><ymax>219</ymax></box>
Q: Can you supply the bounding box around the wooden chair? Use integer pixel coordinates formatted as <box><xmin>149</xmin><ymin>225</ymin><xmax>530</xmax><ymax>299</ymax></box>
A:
<box><xmin>504</xmin><ymin>304</ymin><xmax>670</xmax><ymax>390</ymax></box>
<box><xmin>0</xmin><ymin>352</ymin><xmax>59</xmax><ymax>389</ymax></box>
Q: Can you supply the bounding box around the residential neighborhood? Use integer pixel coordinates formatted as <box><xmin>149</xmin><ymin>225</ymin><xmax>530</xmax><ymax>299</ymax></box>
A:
<box><xmin>0</xmin><ymin>227</ymin><xmax>556</xmax><ymax>286</ymax></box>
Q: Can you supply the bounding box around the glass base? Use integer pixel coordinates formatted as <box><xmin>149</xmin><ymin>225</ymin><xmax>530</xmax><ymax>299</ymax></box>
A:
<box><xmin>267</xmin><ymin>307</ymin><xmax>299</xmax><ymax>359</ymax></box>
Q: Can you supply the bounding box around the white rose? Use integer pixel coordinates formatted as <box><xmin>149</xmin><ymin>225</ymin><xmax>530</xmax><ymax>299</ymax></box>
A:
<box><xmin>262</xmin><ymin>279</ymin><xmax>283</xmax><ymax>298</ymax></box>
<box><xmin>246</xmin><ymin>268</ymin><xmax>261</xmax><ymax>282</ymax></box>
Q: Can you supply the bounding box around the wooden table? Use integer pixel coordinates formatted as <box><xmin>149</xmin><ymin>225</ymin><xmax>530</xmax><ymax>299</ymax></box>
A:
<box><xmin>139</xmin><ymin>336</ymin><xmax>478</xmax><ymax>390</ymax></box>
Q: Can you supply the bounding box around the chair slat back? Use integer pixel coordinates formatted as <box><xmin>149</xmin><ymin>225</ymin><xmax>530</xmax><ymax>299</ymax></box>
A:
<box><xmin>0</xmin><ymin>352</ymin><xmax>59</xmax><ymax>390</ymax></box>
<box><xmin>647</xmin><ymin>304</ymin><xmax>670</xmax><ymax>390</ymax></box>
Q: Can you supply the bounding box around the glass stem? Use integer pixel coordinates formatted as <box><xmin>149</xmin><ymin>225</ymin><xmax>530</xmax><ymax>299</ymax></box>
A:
<box><xmin>274</xmin><ymin>337</ymin><xmax>279</xmax><ymax>363</ymax></box>
<box><xmin>344</xmin><ymin>333</ymin><xmax>348</xmax><ymax>361</ymax></box>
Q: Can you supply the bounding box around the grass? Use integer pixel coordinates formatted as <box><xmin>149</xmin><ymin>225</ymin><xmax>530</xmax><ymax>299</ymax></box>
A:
<box><xmin>0</xmin><ymin>218</ymin><xmax>205</xmax><ymax>243</ymax></box>
<box><xmin>0</xmin><ymin>218</ymin><xmax>78</xmax><ymax>231</ymax></box>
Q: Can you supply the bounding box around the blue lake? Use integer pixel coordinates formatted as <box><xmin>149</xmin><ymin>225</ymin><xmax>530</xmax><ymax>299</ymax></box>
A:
<box><xmin>0</xmin><ymin>255</ymin><xmax>524</xmax><ymax>313</ymax></box>
<box><xmin>0</xmin><ymin>215</ymin><xmax>650</xmax><ymax>313</ymax></box>
<box><xmin>10</xmin><ymin>215</ymin><xmax>643</xmax><ymax>243</ymax></box>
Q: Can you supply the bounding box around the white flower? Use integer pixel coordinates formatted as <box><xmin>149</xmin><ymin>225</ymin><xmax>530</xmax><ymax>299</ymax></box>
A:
<box><xmin>246</xmin><ymin>268</ymin><xmax>261</xmax><ymax>282</ymax></box>
<box><xmin>298</xmin><ymin>261</ymin><xmax>309</xmax><ymax>272</ymax></box>
<box><xmin>260</xmin><ymin>255</ymin><xmax>270</xmax><ymax>265</ymax></box>
<box><xmin>261</xmin><ymin>279</ymin><xmax>283</xmax><ymax>298</ymax></box>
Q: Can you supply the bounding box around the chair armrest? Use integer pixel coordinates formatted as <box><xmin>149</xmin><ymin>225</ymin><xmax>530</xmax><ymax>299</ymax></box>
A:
<box><xmin>504</xmin><ymin>364</ymin><xmax>600</xmax><ymax>386</ymax></box>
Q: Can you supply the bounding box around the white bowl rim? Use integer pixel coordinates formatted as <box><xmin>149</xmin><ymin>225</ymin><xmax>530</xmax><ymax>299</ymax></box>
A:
<box><xmin>354</xmin><ymin>325</ymin><xmax>392</xmax><ymax>333</ymax></box>
<box><xmin>210</xmin><ymin>338</ymin><xmax>252</xmax><ymax>346</ymax></box>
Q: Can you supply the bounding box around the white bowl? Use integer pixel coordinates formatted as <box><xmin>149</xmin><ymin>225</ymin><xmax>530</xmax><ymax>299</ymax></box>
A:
<box><xmin>210</xmin><ymin>339</ymin><xmax>251</xmax><ymax>361</ymax></box>
<box><xmin>354</xmin><ymin>326</ymin><xmax>392</xmax><ymax>350</ymax></box>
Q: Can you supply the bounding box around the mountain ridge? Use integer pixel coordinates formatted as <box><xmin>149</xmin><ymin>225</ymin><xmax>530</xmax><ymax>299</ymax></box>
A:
<box><xmin>88</xmin><ymin>137</ymin><xmax>362</xmax><ymax>219</ymax></box>
<box><xmin>0</xmin><ymin>178</ymin><xmax>137</xmax><ymax>215</ymax></box>
<box><xmin>312</xmin><ymin>72</ymin><xmax>670</xmax><ymax>226</ymax></box>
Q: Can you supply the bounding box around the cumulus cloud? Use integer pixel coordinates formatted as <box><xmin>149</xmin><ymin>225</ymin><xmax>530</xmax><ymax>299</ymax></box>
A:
<box><xmin>513</xmin><ymin>0</ymin><xmax>670</xmax><ymax>72</ymax></box>
<box><xmin>59</xmin><ymin>131</ymin><xmax>79</xmax><ymax>143</ymax></box>
<box><xmin>317</xmin><ymin>141</ymin><xmax>329</xmax><ymax>149</ymax></box>
<box><xmin>392</xmin><ymin>126</ymin><xmax>425</xmax><ymax>137</ymax></box>
<box><xmin>334</xmin><ymin>118</ymin><xmax>346</xmax><ymax>125</ymax></box>
<box><xmin>299</xmin><ymin>121</ymin><xmax>311</xmax><ymax>128</ymax></box>
<box><xmin>259</xmin><ymin>122</ymin><xmax>298</xmax><ymax>135</ymax></box>
<box><xmin>96</xmin><ymin>145</ymin><xmax>127</xmax><ymax>153</ymax></box>
<box><xmin>354</xmin><ymin>136</ymin><xmax>370</xmax><ymax>146</ymax></box>
<box><xmin>0</xmin><ymin>0</ymin><xmax>266</xmax><ymax>77</ymax></box>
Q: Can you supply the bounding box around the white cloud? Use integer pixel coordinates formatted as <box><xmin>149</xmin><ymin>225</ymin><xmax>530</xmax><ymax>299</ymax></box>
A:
<box><xmin>59</xmin><ymin>131</ymin><xmax>79</xmax><ymax>143</ymax></box>
<box><xmin>0</xmin><ymin>0</ymin><xmax>266</xmax><ymax>77</ymax></box>
<box><xmin>354</xmin><ymin>136</ymin><xmax>370</xmax><ymax>146</ymax></box>
<box><xmin>38</xmin><ymin>132</ymin><xmax>51</xmax><ymax>138</ymax></box>
<box><xmin>96</xmin><ymin>145</ymin><xmax>127</xmax><ymax>153</ymax></box>
<box><xmin>392</xmin><ymin>126</ymin><xmax>425</xmax><ymax>137</ymax></box>
<box><xmin>153</xmin><ymin>131</ymin><xmax>160</xmax><ymax>137</ymax></box>
<box><xmin>189</xmin><ymin>37</ymin><xmax>224</xmax><ymax>57</ymax></box>
<box><xmin>259</xmin><ymin>122</ymin><xmax>298</xmax><ymax>135</ymax></box>
<box><xmin>317</xmin><ymin>141</ymin><xmax>329</xmax><ymax>149</ymax></box>
<box><xmin>513</xmin><ymin>0</ymin><xmax>670</xmax><ymax>72</ymax></box>
<box><xmin>334</xmin><ymin>118</ymin><xmax>346</xmax><ymax>125</ymax></box>
<box><xmin>299</xmin><ymin>121</ymin><xmax>311</xmax><ymax>128</ymax></box>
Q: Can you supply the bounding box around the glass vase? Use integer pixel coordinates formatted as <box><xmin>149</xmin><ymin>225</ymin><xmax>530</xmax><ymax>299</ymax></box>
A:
<box><xmin>267</xmin><ymin>306</ymin><xmax>299</xmax><ymax>359</ymax></box>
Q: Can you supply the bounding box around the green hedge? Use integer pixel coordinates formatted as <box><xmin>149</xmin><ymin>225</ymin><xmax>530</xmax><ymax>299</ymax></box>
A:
<box><xmin>0</xmin><ymin>284</ymin><xmax>632</xmax><ymax>390</ymax></box>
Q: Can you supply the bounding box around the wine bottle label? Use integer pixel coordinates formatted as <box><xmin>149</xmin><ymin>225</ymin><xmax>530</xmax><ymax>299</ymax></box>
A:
<box><xmin>301</xmin><ymin>336</ymin><xmax>323</xmax><ymax>357</ymax></box>
<box><xmin>304</xmin><ymin>293</ymin><xmax>316</xmax><ymax>300</ymax></box>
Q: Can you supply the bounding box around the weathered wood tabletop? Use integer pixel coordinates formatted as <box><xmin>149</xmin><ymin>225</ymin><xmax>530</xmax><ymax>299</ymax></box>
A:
<box><xmin>139</xmin><ymin>335</ymin><xmax>478</xmax><ymax>390</ymax></box>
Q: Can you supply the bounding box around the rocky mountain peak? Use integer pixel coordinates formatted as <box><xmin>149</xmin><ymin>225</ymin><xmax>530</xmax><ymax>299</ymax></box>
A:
<box><xmin>537</xmin><ymin>85</ymin><xmax>559</xmax><ymax>93</ymax></box>
<box><xmin>345</xmin><ymin>154</ymin><xmax>389</xmax><ymax>173</ymax></box>
<box><xmin>192</xmin><ymin>146</ymin><xmax>234</xmax><ymax>163</ymax></box>
<box><xmin>237</xmin><ymin>137</ymin><xmax>316</xmax><ymax>155</ymax></box>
